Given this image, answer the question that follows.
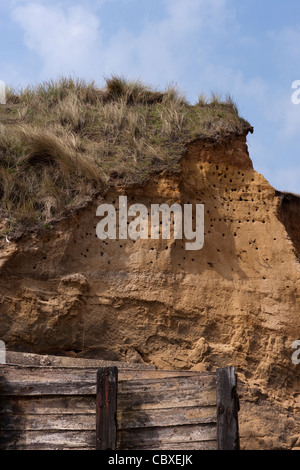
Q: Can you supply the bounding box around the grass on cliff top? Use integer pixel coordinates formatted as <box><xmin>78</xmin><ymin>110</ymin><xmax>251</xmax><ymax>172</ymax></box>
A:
<box><xmin>0</xmin><ymin>76</ymin><xmax>251</xmax><ymax>238</ymax></box>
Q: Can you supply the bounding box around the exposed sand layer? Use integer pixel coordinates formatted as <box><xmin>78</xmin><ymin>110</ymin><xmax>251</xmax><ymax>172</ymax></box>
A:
<box><xmin>0</xmin><ymin>132</ymin><xmax>299</xmax><ymax>449</ymax></box>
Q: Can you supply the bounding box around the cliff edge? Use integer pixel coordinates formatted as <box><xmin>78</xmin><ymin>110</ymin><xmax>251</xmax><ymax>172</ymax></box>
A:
<box><xmin>0</xmin><ymin>78</ymin><xmax>299</xmax><ymax>449</ymax></box>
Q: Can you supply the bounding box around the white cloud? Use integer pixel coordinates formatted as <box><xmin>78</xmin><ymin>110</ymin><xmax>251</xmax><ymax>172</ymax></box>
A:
<box><xmin>10</xmin><ymin>0</ymin><xmax>232</xmax><ymax>90</ymax></box>
<box><xmin>11</xmin><ymin>2</ymin><xmax>102</xmax><ymax>80</ymax></box>
<box><xmin>100</xmin><ymin>0</ymin><xmax>234</xmax><ymax>91</ymax></box>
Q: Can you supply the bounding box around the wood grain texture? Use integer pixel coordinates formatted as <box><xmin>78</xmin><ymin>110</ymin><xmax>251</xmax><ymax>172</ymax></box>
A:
<box><xmin>0</xmin><ymin>430</ymin><xmax>95</xmax><ymax>450</ymax></box>
<box><xmin>0</xmin><ymin>413</ymin><xmax>96</xmax><ymax>431</ymax></box>
<box><xmin>117</xmin><ymin>423</ymin><xmax>218</xmax><ymax>449</ymax></box>
<box><xmin>0</xmin><ymin>396</ymin><xmax>96</xmax><ymax>415</ymax></box>
<box><xmin>216</xmin><ymin>366</ymin><xmax>240</xmax><ymax>450</ymax></box>
<box><xmin>0</xmin><ymin>362</ymin><xmax>239</xmax><ymax>450</ymax></box>
<box><xmin>118</xmin><ymin>370</ymin><xmax>215</xmax><ymax>381</ymax></box>
<box><xmin>120</xmin><ymin>440</ymin><xmax>218</xmax><ymax>451</ymax></box>
<box><xmin>96</xmin><ymin>367</ymin><xmax>118</xmax><ymax>450</ymax></box>
<box><xmin>0</xmin><ymin>365</ymin><xmax>99</xmax><ymax>396</ymax></box>
<box><xmin>118</xmin><ymin>405</ymin><xmax>217</xmax><ymax>429</ymax></box>
<box><xmin>0</xmin><ymin>364</ymin><xmax>99</xmax><ymax>450</ymax></box>
<box><xmin>114</xmin><ymin>372</ymin><xmax>218</xmax><ymax>449</ymax></box>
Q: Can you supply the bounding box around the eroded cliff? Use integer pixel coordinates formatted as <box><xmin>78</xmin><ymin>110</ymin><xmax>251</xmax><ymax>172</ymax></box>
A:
<box><xmin>0</xmin><ymin>131</ymin><xmax>299</xmax><ymax>449</ymax></box>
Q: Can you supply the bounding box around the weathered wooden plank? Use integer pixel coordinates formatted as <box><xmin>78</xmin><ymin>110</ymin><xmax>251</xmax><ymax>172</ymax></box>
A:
<box><xmin>0</xmin><ymin>396</ymin><xmax>96</xmax><ymax>415</ymax></box>
<box><xmin>117</xmin><ymin>423</ymin><xmax>217</xmax><ymax>449</ymax></box>
<box><xmin>0</xmin><ymin>434</ymin><xmax>217</xmax><ymax>451</ymax></box>
<box><xmin>117</xmin><ymin>405</ymin><xmax>217</xmax><ymax>429</ymax></box>
<box><xmin>0</xmin><ymin>365</ymin><xmax>98</xmax><ymax>396</ymax></box>
<box><xmin>216</xmin><ymin>366</ymin><xmax>240</xmax><ymax>451</ymax></box>
<box><xmin>0</xmin><ymin>365</ymin><xmax>216</xmax><ymax>397</ymax></box>
<box><xmin>118</xmin><ymin>374</ymin><xmax>216</xmax><ymax>393</ymax></box>
<box><xmin>0</xmin><ymin>400</ymin><xmax>216</xmax><ymax>427</ymax></box>
<box><xmin>0</xmin><ymin>381</ymin><xmax>96</xmax><ymax>396</ymax></box>
<box><xmin>6</xmin><ymin>351</ymin><xmax>155</xmax><ymax>370</ymax></box>
<box><xmin>116</xmin><ymin>370</ymin><xmax>218</xmax><ymax>450</ymax></box>
<box><xmin>0</xmin><ymin>364</ymin><xmax>215</xmax><ymax>383</ymax></box>
<box><xmin>0</xmin><ymin>396</ymin><xmax>95</xmax><ymax>415</ymax></box>
<box><xmin>116</xmin><ymin>440</ymin><xmax>218</xmax><ymax>451</ymax></box>
<box><xmin>117</xmin><ymin>375</ymin><xmax>216</xmax><ymax>410</ymax></box>
<box><xmin>0</xmin><ymin>364</ymin><xmax>99</xmax><ymax>377</ymax></box>
<box><xmin>118</xmin><ymin>389</ymin><xmax>216</xmax><ymax>410</ymax></box>
<box><xmin>0</xmin><ymin>402</ymin><xmax>216</xmax><ymax>430</ymax></box>
<box><xmin>0</xmin><ymin>430</ymin><xmax>95</xmax><ymax>450</ymax></box>
<box><xmin>96</xmin><ymin>367</ymin><xmax>118</xmax><ymax>450</ymax></box>
<box><xmin>0</xmin><ymin>408</ymin><xmax>216</xmax><ymax>432</ymax></box>
<box><xmin>118</xmin><ymin>370</ymin><xmax>215</xmax><ymax>381</ymax></box>
<box><xmin>0</xmin><ymin>413</ymin><xmax>95</xmax><ymax>431</ymax></box>
<box><xmin>0</xmin><ymin>363</ymin><xmax>239</xmax><ymax>451</ymax></box>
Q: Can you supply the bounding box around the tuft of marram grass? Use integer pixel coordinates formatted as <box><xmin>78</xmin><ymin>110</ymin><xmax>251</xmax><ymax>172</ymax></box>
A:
<box><xmin>18</xmin><ymin>125</ymin><xmax>100</xmax><ymax>181</ymax></box>
<box><xmin>0</xmin><ymin>76</ymin><xmax>252</xmax><ymax>238</ymax></box>
<box><xmin>103</xmin><ymin>75</ymin><xmax>166</xmax><ymax>105</ymax></box>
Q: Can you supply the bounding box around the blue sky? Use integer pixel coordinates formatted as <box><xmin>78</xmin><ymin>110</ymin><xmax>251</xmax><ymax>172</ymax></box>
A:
<box><xmin>1</xmin><ymin>0</ymin><xmax>300</xmax><ymax>193</ymax></box>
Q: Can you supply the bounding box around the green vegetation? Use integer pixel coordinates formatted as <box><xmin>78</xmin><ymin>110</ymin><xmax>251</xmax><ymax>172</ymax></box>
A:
<box><xmin>0</xmin><ymin>76</ymin><xmax>251</xmax><ymax>237</ymax></box>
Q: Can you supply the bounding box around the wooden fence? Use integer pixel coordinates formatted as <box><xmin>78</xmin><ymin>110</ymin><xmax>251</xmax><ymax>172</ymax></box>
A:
<box><xmin>0</xmin><ymin>353</ymin><xmax>239</xmax><ymax>450</ymax></box>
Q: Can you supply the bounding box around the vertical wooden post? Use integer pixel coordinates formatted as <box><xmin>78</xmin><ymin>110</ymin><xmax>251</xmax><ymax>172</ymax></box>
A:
<box><xmin>216</xmin><ymin>366</ymin><xmax>240</xmax><ymax>450</ymax></box>
<box><xmin>96</xmin><ymin>367</ymin><xmax>118</xmax><ymax>450</ymax></box>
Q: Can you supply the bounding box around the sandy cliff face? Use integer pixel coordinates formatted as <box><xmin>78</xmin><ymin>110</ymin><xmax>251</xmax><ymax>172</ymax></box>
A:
<box><xmin>0</xmin><ymin>132</ymin><xmax>299</xmax><ymax>449</ymax></box>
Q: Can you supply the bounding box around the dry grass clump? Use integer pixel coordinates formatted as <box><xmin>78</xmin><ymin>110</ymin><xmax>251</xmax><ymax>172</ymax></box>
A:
<box><xmin>102</xmin><ymin>75</ymin><xmax>166</xmax><ymax>105</ymax></box>
<box><xmin>19</xmin><ymin>125</ymin><xmax>99</xmax><ymax>180</ymax></box>
<box><xmin>55</xmin><ymin>93</ymin><xmax>88</xmax><ymax>132</ymax></box>
<box><xmin>10</xmin><ymin>77</ymin><xmax>100</xmax><ymax>107</ymax></box>
<box><xmin>0</xmin><ymin>124</ymin><xmax>101</xmax><ymax>236</ymax></box>
<box><xmin>0</xmin><ymin>76</ymin><xmax>251</xmax><ymax>237</ymax></box>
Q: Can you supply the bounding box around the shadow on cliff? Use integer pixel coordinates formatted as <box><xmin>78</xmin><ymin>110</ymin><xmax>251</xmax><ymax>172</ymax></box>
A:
<box><xmin>275</xmin><ymin>190</ymin><xmax>300</xmax><ymax>258</ymax></box>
